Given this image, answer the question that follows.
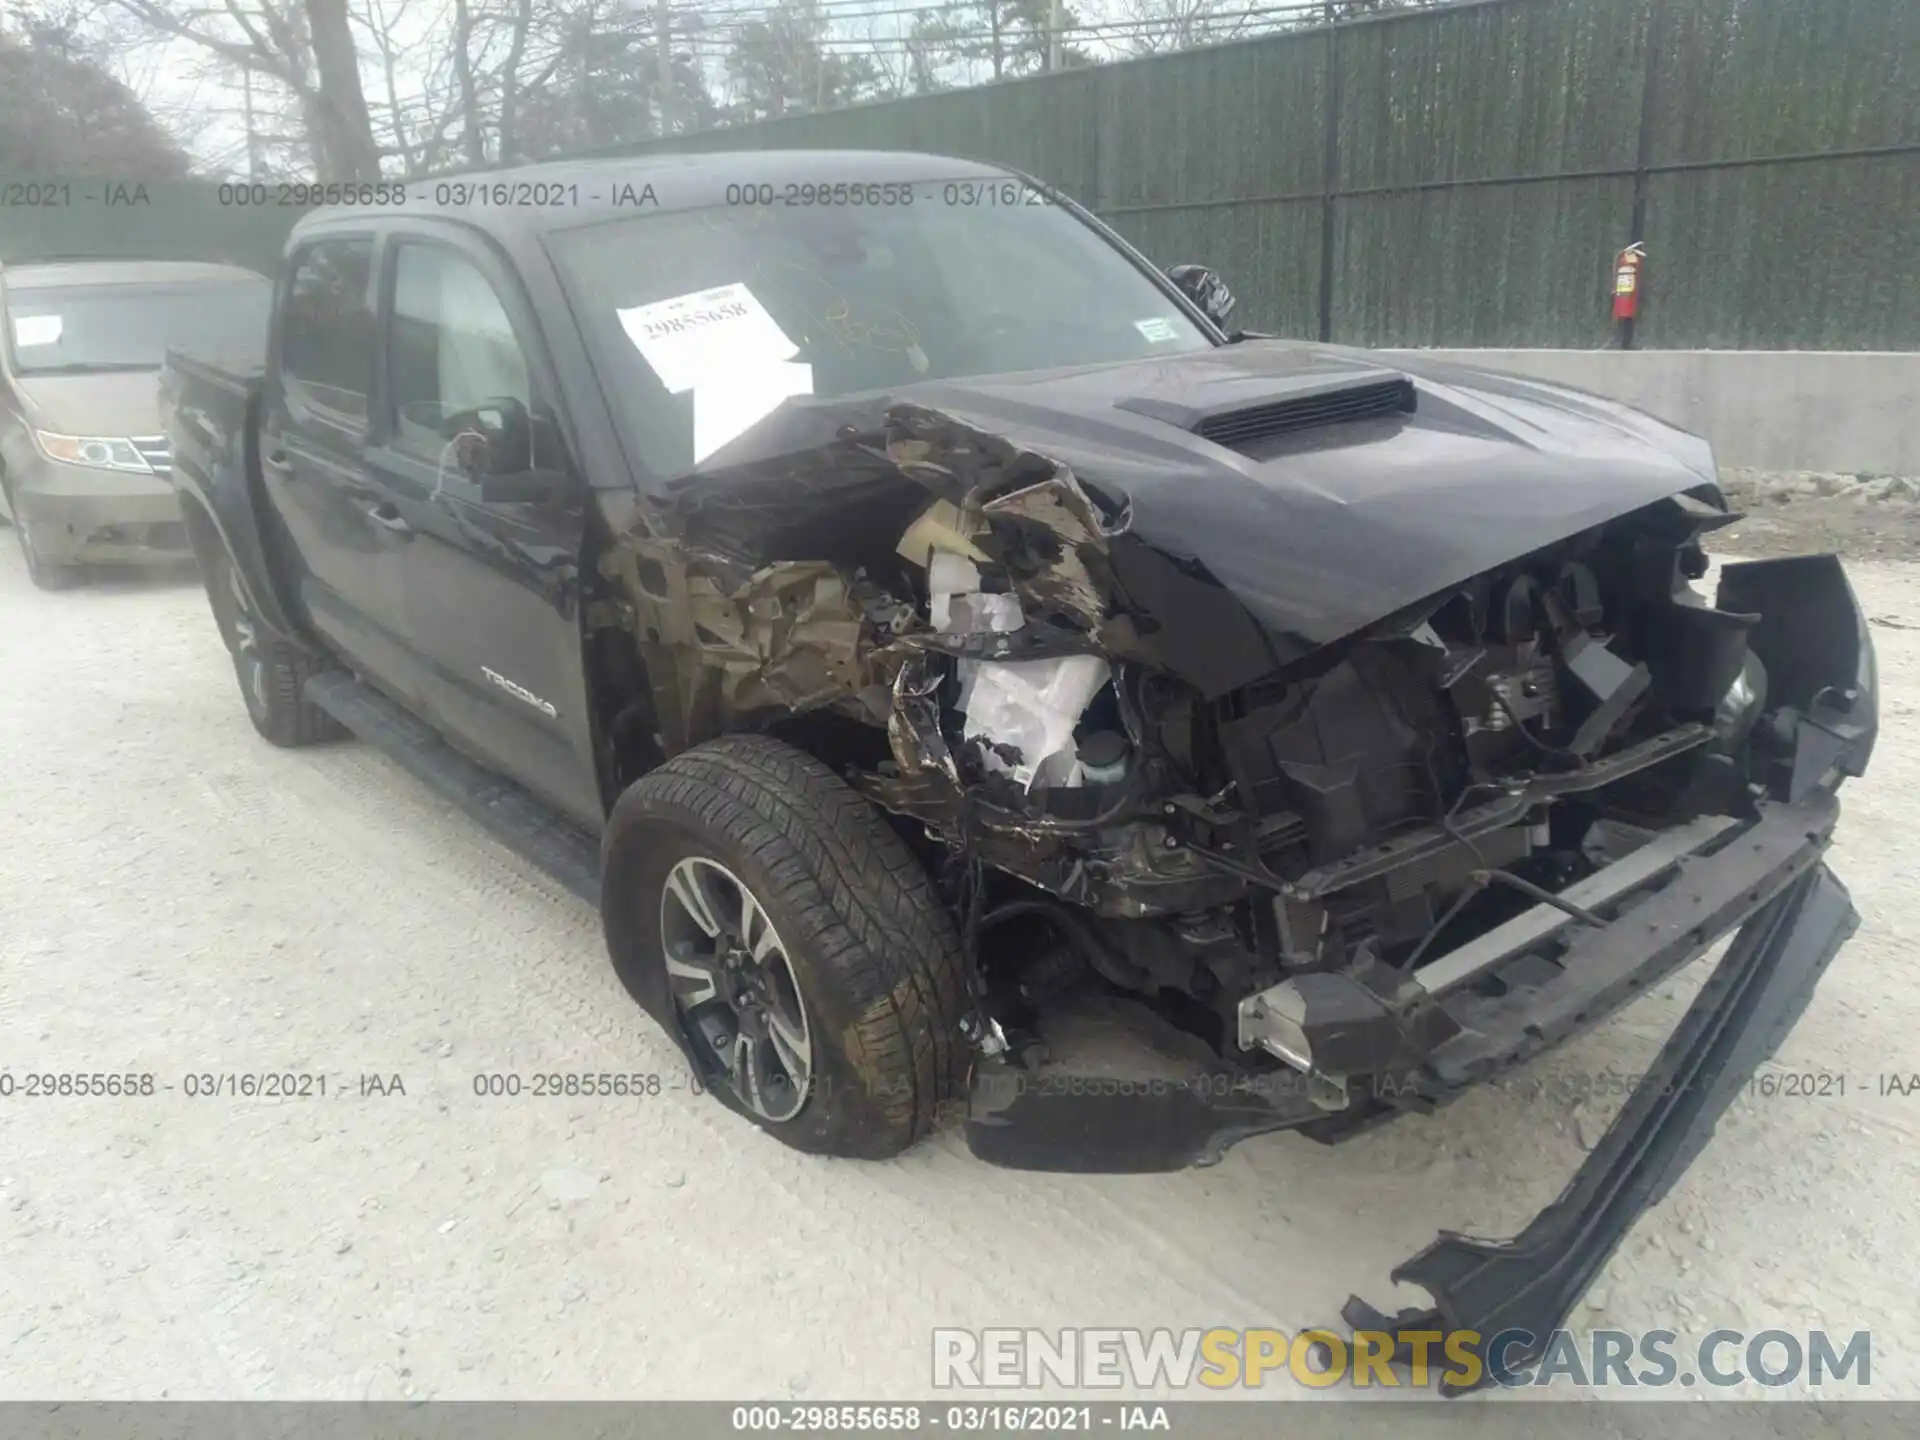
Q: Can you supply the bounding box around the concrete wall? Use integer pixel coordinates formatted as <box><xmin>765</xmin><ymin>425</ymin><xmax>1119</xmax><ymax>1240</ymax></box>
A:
<box><xmin>1380</xmin><ymin>350</ymin><xmax>1920</xmax><ymax>477</ymax></box>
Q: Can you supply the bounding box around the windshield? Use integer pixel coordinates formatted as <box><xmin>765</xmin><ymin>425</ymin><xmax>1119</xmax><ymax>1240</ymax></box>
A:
<box><xmin>547</xmin><ymin>181</ymin><xmax>1212</xmax><ymax>477</ymax></box>
<box><xmin>5</xmin><ymin>279</ymin><xmax>272</xmax><ymax>375</ymax></box>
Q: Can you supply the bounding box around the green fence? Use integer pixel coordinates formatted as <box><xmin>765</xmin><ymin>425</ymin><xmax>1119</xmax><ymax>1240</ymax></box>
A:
<box><xmin>618</xmin><ymin>0</ymin><xmax>1920</xmax><ymax>350</ymax></box>
<box><xmin>4</xmin><ymin>0</ymin><xmax>1915</xmax><ymax>349</ymax></box>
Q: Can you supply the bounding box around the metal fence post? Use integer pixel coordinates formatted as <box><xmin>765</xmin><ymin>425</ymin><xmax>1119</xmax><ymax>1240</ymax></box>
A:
<box><xmin>1622</xmin><ymin>0</ymin><xmax>1670</xmax><ymax>349</ymax></box>
<box><xmin>1318</xmin><ymin>1</ymin><xmax>1342</xmax><ymax>343</ymax></box>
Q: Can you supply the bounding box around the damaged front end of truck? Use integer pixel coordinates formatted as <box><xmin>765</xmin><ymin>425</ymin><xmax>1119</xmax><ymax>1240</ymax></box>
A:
<box><xmin>595</xmin><ymin>362</ymin><xmax>1875</xmax><ymax>1388</ymax></box>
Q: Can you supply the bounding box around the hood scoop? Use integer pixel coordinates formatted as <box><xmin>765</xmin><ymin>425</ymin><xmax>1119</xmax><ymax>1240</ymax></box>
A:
<box><xmin>1116</xmin><ymin>368</ymin><xmax>1417</xmax><ymax>452</ymax></box>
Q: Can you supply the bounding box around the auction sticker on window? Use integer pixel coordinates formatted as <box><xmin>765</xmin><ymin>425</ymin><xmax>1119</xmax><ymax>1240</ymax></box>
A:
<box><xmin>1133</xmin><ymin>316</ymin><xmax>1181</xmax><ymax>344</ymax></box>
<box><xmin>12</xmin><ymin>314</ymin><xmax>62</xmax><ymax>347</ymax></box>
<box><xmin>616</xmin><ymin>282</ymin><xmax>797</xmax><ymax>393</ymax></box>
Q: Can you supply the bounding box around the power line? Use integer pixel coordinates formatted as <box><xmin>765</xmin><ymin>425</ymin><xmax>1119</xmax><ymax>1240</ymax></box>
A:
<box><xmin>672</xmin><ymin>2</ymin><xmax>1326</xmax><ymax>42</ymax></box>
<box><xmin>668</xmin><ymin>0</ymin><xmax>1327</xmax><ymax>29</ymax></box>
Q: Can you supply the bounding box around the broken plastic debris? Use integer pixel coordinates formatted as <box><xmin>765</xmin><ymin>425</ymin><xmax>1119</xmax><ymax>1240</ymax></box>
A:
<box><xmin>961</xmin><ymin>654</ymin><xmax>1111</xmax><ymax>791</ymax></box>
<box><xmin>897</xmin><ymin>498</ymin><xmax>989</xmax><ymax>569</ymax></box>
<box><xmin>944</xmin><ymin>593</ymin><xmax>1025</xmax><ymax>634</ymax></box>
<box><xmin>928</xmin><ymin>552</ymin><xmax>1024</xmax><ymax>634</ymax></box>
<box><xmin>929</xmin><ymin>552</ymin><xmax>981</xmax><ymax>600</ymax></box>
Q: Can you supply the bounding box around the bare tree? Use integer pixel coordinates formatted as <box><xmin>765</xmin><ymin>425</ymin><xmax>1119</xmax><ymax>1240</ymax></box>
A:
<box><xmin>111</xmin><ymin>0</ymin><xmax>381</xmax><ymax>177</ymax></box>
<box><xmin>0</xmin><ymin>10</ymin><xmax>192</xmax><ymax>175</ymax></box>
<box><xmin>906</xmin><ymin>0</ymin><xmax>1088</xmax><ymax>89</ymax></box>
<box><xmin>361</xmin><ymin>0</ymin><xmax>424</xmax><ymax>173</ymax></box>
<box><xmin>1109</xmin><ymin>0</ymin><xmax>1268</xmax><ymax>56</ymax></box>
<box><xmin>505</xmin><ymin>0</ymin><xmax>713</xmax><ymax>160</ymax></box>
<box><xmin>722</xmin><ymin>0</ymin><xmax>879</xmax><ymax>122</ymax></box>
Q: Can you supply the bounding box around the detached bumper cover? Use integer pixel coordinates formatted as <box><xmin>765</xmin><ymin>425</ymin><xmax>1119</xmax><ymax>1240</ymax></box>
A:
<box><xmin>1345</xmin><ymin>858</ymin><xmax>1858</xmax><ymax>1393</ymax></box>
<box><xmin>964</xmin><ymin>788</ymin><xmax>1856</xmax><ymax>1386</ymax></box>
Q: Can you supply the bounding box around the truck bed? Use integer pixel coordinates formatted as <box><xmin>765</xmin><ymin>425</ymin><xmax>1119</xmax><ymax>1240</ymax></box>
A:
<box><xmin>160</xmin><ymin>347</ymin><xmax>264</xmax><ymax>497</ymax></box>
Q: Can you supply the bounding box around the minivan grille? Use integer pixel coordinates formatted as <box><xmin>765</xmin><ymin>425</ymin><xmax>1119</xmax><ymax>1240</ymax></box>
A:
<box><xmin>130</xmin><ymin>435</ymin><xmax>172</xmax><ymax>475</ymax></box>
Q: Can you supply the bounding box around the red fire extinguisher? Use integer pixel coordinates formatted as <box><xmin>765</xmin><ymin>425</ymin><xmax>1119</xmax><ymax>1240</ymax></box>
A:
<box><xmin>1612</xmin><ymin>241</ymin><xmax>1646</xmax><ymax>347</ymax></box>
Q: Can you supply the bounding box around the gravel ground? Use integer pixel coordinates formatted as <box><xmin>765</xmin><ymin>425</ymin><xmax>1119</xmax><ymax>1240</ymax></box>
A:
<box><xmin>1719</xmin><ymin>469</ymin><xmax>1920</xmax><ymax>564</ymax></box>
<box><xmin>2</xmin><ymin>510</ymin><xmax>1918</xmax><ymax>1404</ymax></box>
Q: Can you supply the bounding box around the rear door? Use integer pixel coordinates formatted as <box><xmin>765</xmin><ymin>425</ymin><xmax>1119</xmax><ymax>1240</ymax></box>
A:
<box><xmin>364</xmin><ymin>227</ymin><xmax>601</xmax><ymax>826</ymax></box>
<box><xmin>257</xmin><ymin>233</ymin><xmax>419</xmax><ymax>698</ymax></box>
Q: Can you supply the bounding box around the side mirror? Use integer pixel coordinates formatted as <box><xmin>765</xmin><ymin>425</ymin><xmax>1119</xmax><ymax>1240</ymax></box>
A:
<box><xmin>1167</xmin><ymin>264</ymin><xmax>1238</xmax><ymax>329</ymax></box>
<box><xmin>440</xmin><ymin>395</ymin><xmax>534</xmax><ymax>478</ymax></box>
<box><xmin>434</xmin><ymin>397</ymin><xmax>570</xmax><ymax>503</ymax></box>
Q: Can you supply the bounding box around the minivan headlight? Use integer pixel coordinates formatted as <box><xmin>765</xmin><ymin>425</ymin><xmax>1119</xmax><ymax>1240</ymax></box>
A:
<box><xmin>32</xmin><ymin>431</ymin><xmax>154</xmax><ymax>473</ymax></box>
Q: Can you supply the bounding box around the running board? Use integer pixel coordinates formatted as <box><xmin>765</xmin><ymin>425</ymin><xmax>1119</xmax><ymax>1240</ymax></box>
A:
<box><xmin>304</xmin><ymin>671</ymin><xmax>601</xmax><ymax>906</ymax></box>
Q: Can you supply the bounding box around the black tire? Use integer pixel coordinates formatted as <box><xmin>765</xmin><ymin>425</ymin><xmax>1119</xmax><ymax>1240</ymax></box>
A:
<box><xmin>602</xmin><ymin>734</ymin><xmax>970</xmax><ymax>1159</ymax></box>
<box><xmin>201</xmin><ymin>541</ymin><xmax>345</xmax><ymax>747</ymax></box>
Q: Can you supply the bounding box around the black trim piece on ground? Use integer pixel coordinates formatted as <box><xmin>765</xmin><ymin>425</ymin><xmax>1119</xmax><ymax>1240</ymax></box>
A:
<box><xmin>1342</xmin><ymin>861</ymin><xmax>1858</xmax><ymax>1395</ymax></box>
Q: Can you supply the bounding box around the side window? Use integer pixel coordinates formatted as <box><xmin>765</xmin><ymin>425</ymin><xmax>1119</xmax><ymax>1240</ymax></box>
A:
<box><xmin>281</xmin><ymin>237</ymin><xmax>374</xmax><ymax>422</ymax></box>
<box><xmin>389</xmin><ymin>244</ymin><xmax>531</xmax><ymax>460</ymax></box>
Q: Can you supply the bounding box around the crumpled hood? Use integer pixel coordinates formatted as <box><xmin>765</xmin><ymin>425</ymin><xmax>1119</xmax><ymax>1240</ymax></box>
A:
<box><xmin>675</xmin><ymin>339</ymin><xmax>1721</xmax><ymax>691</ymax></box>
<box><xmin>11</xmin><ymin>369</ymin><xmax>163</xmax><ymax>437</ymax></box>
<box><xmin>882</xmin><ymin>340</ymin><xmax>1719</xmax><ymax>651</ymax></box>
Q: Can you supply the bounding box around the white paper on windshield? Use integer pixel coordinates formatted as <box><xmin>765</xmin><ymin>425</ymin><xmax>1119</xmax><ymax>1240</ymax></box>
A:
<box><xmin>693</xmin><ymin>360</ymin><xmax>814</xmax><ymax>465</ymax></box>
<box><xmin>13</xmin><ymin>314</ymin><xmax>62</xmax><ymax>347</ymax></box>
<box><xmin>617</xmin><ymin>282</ymin><xmax>798</xmax><ymax>394</ymax></box>
<box><xmin>1134</xmin><ymin>316</ymin><xmax>1180</xmax><ymax>344</ymax></box>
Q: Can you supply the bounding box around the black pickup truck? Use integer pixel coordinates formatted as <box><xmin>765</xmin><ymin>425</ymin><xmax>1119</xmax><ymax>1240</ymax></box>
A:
<box><xmin>162</xmin><ymin>149</ymin><xmax>1877</xmax><ymax>1387</ymax></box>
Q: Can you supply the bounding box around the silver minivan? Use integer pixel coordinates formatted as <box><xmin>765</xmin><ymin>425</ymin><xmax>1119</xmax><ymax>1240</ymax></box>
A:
<box><xmin>0</xmin><ymin>258</ymin><xmax>270</xmax><ymax>588</ymax></box>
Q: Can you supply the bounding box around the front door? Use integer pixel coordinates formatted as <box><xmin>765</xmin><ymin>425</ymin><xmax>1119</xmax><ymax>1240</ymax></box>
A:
<box><xmin>257</xmin><ymin>234</ymin><xmax>419</xmax><ymax>699</ymax></box>
<box><xmin>366</xmin><ymin>233</ymin><xmax>601</xmax><ymax>826</ymax></box>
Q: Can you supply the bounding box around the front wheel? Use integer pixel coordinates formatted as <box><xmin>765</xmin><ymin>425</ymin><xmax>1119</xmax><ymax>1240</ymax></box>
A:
<box><xmin>601</xmin><ymin>735</ymin><xmax>970</xmax><ymax>1158</ymax></box>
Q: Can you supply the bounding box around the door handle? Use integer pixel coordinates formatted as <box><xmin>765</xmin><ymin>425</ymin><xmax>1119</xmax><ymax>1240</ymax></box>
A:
<box><xmin>364</xmin><ymin>502</ymin><xmax>412</xmax><ymax>536</ymax></box>
<box><xmin>262</xmin><ymin>449</ymin><xmax>294</xmax><ymax>475</ymax></box>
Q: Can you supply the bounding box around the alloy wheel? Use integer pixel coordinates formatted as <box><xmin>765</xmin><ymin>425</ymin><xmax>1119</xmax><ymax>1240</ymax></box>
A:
<box><xmin>659</xmin><ymin>855</ymin><xmax>814</xmax><ymax>1122</ymax></box>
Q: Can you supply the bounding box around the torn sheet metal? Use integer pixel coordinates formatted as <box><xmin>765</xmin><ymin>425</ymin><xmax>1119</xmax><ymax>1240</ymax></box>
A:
<box><xmin>977</xmin><ymin>476</ymin><xmax>1113</xmax><ymax>633</ymax></box>
<box><xmin>648</xmin><ymin>398</ymin><xmax>1280</xmax><ymax>698</ymax></box>
<box><xmin>601</xmin><ymin>540</ymin><xmax>903</xmax><ymax>749</ymax></box>
<box><xmin>683</xmin><ymin>562</ymin><xmax>868</xmax><ymax>713</ymax></box>
<box><xmin>885</xmin><ymin>651</ymin><xmax>960</xmax><ymax>788</ymax></box>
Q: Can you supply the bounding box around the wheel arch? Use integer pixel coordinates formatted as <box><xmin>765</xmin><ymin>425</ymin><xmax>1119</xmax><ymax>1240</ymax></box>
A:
<box><xmin>174</xmin><ymin>397</ymin><xmax>314</xmax><ymax>653</ymax></box>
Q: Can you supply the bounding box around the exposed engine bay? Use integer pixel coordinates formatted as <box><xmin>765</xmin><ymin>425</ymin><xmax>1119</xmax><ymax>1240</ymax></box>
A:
<box><xmin>593</xmin><ymin>393</ymin><xmax>1875</xmax><ymax>1127</ymax></box>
